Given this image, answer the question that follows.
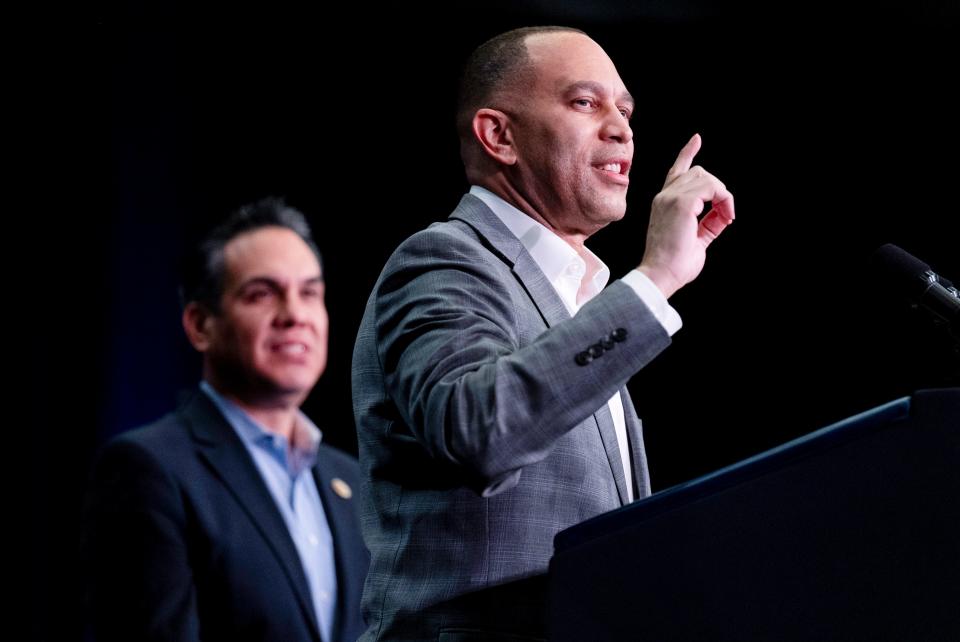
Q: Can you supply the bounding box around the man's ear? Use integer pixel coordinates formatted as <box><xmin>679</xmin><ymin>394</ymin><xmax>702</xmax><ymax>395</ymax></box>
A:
<box><xmin>182</xmin><ymin>302</ymin><xmax>215</xmax><ymax>352</ymax></box>
<box><xmin>472</xmin><ymin>108</ymin><xmax>517</xmax><ymax>165</ymax></box>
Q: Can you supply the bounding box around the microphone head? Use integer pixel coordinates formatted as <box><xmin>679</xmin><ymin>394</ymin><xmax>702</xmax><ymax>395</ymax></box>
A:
<box><xmin>872</xmin><ymin>243</ymin><xmax>935</xmax><ymax>299</ymax></box>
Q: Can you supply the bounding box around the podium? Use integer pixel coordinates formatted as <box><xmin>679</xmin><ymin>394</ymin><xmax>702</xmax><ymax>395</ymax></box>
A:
<box><xmin>549</xmin><ymin>389</ymin><xmax>960</xmax><ymax>641</ymax></box>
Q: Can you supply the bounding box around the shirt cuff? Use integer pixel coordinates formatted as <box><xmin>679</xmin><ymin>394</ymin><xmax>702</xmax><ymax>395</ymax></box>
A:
<box><xmin>620</xmin><ymin>270</ymin><xmax>683</xmax><ymax>336</ymax></box>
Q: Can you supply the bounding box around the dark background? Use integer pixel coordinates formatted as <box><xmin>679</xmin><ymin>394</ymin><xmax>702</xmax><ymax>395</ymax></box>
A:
<box><xmin>32</xmin><ymin>2</ymin><xmax>958</xmax><ymax>640</ymax></box>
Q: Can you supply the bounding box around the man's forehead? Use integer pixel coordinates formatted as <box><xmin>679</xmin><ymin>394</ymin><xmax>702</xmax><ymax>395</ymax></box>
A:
<box><xmin>524</xmin><ymin>32</ymin><xmax>625</xmax><ymax>91</ymax></box>
<box><xmin>525</xmin><ymin>31</ymin><xmax>602</xmax><ymax>63</ymax></box>
<box><xmin>525</xmin><ymin>29</ymin><xmax>584</xmax><ymax>46</ymax></box>
<box><xmin>226</xmin><ymin>268</ymin><xmax>324</xmax><ymax>292</ymax></box>
<box><xmin>223</xmin><ymin>227</ymin><xmax>322</xmax><ymax>282</ymax></box>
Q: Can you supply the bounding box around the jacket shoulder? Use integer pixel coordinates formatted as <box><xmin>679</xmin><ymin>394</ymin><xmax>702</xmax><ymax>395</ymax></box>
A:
<box><xmin>103</xmin><ymin>410</ymin><xmax>191</xmax><ymax>458</ymax></box>
<box><xmin>316</xmin><ymin>443</ymin><xmax>361</xmax><ymax>484</ymax></box>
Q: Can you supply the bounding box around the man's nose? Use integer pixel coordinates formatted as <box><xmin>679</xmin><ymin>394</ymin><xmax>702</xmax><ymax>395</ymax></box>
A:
<box><xmin>274</xmin><ymin>294</ymin><xmax>307</xmax><ymax>326</ymax></box>
<box><xmin>601</xmin><ymin>107</ymin><xmax>633</xmax><ymax>145</ymax></box>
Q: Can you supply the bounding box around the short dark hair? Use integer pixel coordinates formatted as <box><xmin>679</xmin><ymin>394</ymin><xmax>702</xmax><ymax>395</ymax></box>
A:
<box><xmin>455</xmin><ymin>25</ymin><xmax>585</xmax><ymax>137</ymax></box>
<box><xmin>180</xmin><ymin>197</ymin><xmax>322</xmax><ymax>313</ymax></box>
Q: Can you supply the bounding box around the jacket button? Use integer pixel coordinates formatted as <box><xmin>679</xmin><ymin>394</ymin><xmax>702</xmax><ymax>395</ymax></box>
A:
<box><xmin>600</xmin><ymin>337</ymin><xmax>615</xmax><ymax>350</ymax></box>
<box><xmin>611</xmin><ymin>328</ymin><xmax>628</xmax><ymax>342</ymax></box>
<box><xmin>588</xmin><ymin>343</ymin><xmax>604</xmax><ymax>358</ymax></box>
<box><xmin>575</xmin><ymin>351</ymin><xmax>593</xmax><ymax>366</ymax></box>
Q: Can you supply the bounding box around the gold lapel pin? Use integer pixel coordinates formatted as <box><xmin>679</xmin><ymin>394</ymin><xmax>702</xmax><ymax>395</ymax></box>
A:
<box><xmin>331</xmin><ymin>477</ymin><xmax>352</xmax><ymax>499</ymax></box>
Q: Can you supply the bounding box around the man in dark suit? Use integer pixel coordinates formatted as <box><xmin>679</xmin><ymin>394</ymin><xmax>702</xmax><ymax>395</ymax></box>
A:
<box><xmin>352</xmin><ymin>27</ymin><xmax>735</xmax><ymax>640</ymax></box>
<box><xmin>83</xmin><ymin>198</ymin><xmax>368</xmax><ymax>642</ymax></box>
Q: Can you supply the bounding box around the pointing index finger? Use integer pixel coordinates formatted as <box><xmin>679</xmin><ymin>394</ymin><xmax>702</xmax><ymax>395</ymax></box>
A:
<box><xmin>664</xmin><ymin>133</ymin><xmax>702</xmax><ymax>186</ymax></box>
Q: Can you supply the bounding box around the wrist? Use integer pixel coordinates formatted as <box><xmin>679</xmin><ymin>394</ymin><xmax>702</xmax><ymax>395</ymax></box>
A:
<box><xmin>636</xmin><ymin>262</ymin><xmax>680</xmax><ymax>299</ymax></box>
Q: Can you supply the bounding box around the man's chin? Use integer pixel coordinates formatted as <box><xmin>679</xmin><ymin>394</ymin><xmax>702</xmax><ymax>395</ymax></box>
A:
<box><xmin>272</xmin><ymin>380</ymin><xmax>317</xmax><ymax>399</ymax></box>
<box><xmin>607</xmin><ymin>206</ymin><xmax>627</xmax><ymax>221</ymax></box>
<box><xmin>583</xmin><ymin>190</ymin><xmax>627</xmax><ymax>220</ymax></box>
<box><xmin>253</xmin><ymin>375</ymin><xmax>320</xmax><ymax>406</ymax></box>
<box><xmin>590</xmin><ymin>202</ymin><xmax>627</xmax><ymax>226</ymax></box>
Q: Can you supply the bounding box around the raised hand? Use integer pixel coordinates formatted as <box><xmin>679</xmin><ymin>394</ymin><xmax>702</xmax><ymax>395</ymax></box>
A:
<box><xmin>638</xmin><ymin>134</ymin><xmax>735</xmax><ymax>299</ymax></box>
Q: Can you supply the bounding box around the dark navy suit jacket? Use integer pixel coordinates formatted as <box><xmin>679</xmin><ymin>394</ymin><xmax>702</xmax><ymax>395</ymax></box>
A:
<box><xmin>82</xmin><ymin>389</ymin><xmax>369</xmax><ymax>642</ymax></box>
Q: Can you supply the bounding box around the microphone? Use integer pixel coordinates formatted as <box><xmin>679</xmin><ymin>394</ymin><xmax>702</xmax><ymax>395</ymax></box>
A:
<box><xmin>872</xmin><ymin>243</ymin><xmax>960</xmax><ymax>333</ymax></box>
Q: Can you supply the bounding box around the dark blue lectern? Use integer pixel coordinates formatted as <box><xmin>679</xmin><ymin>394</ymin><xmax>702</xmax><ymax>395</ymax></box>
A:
<box><xmin>550</xmin><ymin>389</ymin><xmax>960</xmax><ymax>641</ymax></box>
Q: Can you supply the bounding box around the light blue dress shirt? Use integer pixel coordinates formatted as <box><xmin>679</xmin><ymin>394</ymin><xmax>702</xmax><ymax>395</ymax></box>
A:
<box><xmin>201</xmin><ymin>381</ymin><xmax>338</xmax><ymax>642</ymax></box>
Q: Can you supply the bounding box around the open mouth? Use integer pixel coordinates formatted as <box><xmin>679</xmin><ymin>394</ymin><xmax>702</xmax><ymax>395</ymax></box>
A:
<box><xmin>273</xmin><ymin>342</ymin><xmax>309</xmax><ymax>355</ymax></box>
<box><xmin>593</xmin><ymin>159</ymin><xmax>631</xmax><ymax>184</ymax></box>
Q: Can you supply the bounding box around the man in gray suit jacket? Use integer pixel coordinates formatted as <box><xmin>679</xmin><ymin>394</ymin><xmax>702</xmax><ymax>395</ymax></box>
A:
<box><xmin>352</xmin><ymin>26</ymin><xmax>735</xmax><ymax>641</ymax></box>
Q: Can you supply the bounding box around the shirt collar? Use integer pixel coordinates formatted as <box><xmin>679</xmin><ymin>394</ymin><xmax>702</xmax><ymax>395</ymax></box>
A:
<box><xmin>469</xmin><ymin>185</ymin><xmax>611</xmax><ymax>307</ymax></box>
<box><xmin>199</xmin><ymin>381</ymin><xmax>322</xmax><ymax>465</ymax></box>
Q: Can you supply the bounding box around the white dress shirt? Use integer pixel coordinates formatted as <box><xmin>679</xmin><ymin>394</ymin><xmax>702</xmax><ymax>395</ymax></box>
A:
<box><xmin>470</xmin><ymin>185</ymin><xmax>682</xmax><ymax>501</ymax></box>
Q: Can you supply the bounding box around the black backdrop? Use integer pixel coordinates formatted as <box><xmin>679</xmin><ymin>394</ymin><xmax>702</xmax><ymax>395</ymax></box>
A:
<box><xmin>32</xmin><ymin>2</ymin><xmax>958</xmax><ymax>640</ymax></box>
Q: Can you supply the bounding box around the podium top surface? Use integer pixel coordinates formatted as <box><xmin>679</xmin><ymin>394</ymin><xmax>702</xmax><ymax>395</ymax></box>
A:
<box><xmin>554</xmin><ymin>394</ymin><xmax>917</xmax><ymax>553</ymax></box>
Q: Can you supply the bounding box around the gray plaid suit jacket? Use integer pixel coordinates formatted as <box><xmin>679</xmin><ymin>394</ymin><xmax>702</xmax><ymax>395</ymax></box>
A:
<box><xmin>352</xmin><ymin>194</ymin><xmax>672</xmax><ymax>641</ymax></box>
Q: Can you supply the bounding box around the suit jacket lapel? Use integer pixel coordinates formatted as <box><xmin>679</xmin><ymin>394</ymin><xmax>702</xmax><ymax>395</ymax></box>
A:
<box><xmin>312</xmin><ymin>459</ymin><xmax>364</xmax><ymax>642</ymax></box>
<box><xmin>593</xmin><ymin>401</ymin><xmax>630</xmax><ymax>505</ymax></box>
<box><xmin>179</xmin><ymin>390</ymin><xmax>322</xmax><ymax>641</ymax></box>
<box><xmin>620</xmin><ymin>386</ymin><xmax>651</xmax><ymax>496</ymax></box>
<box><xmin>450</xmin><ymin>194</ymin><xmax>570</xmax><ymax>329</ymax></box>
<box><xmin>450</xmin><ymin>193</ymin><xmax>631</xmax><ymax>506</ymax></box>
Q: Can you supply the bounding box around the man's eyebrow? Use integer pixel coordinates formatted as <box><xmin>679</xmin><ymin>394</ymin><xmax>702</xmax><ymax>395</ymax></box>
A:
<box><xmin>563</xmin><ymin>81</ymin><xmax>635</xmax><ymax>110</ymax></box>
<box><xmin>235</xmin><ymin>277</ymin><xmax>281</xmax><ymax>292</ymax></box>
<box><xmin>236</xmin><ymin>275</ymin><xmax>324</xmax><ymax>290</ymax></box>
<box><xmin>239</xmin><ymin>276</ymin><xmax>278</xmax><ymax>287</ymax></box>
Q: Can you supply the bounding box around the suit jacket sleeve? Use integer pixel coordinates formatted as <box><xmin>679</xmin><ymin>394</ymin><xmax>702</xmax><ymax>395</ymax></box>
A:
<box><xmin>82</xmin><ymin>436</ymin><xmax>202</xmax><ymax>642</ymax></box>
<box><xmin>372</xmin><ymin>224</ymin><xmax>670</xmax><ymax>496</ymax></box>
